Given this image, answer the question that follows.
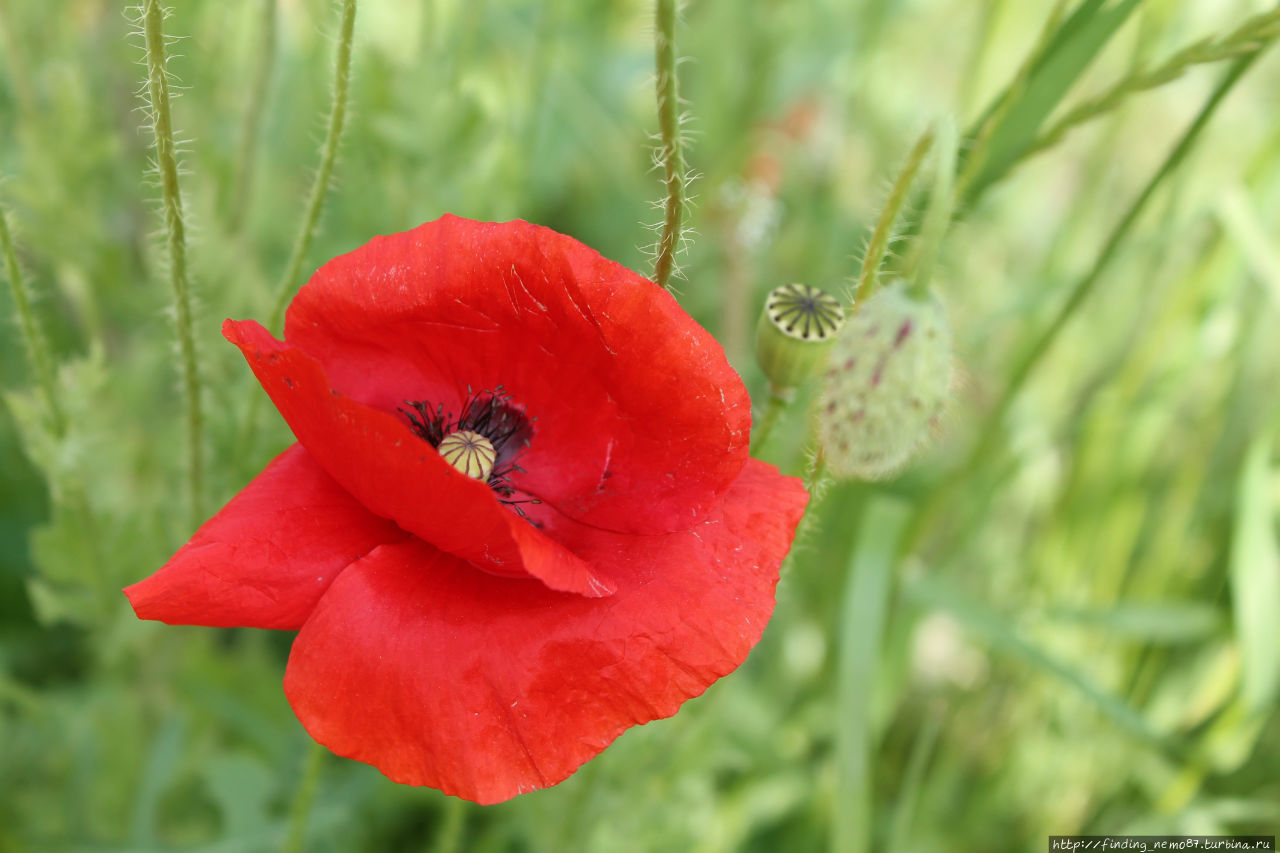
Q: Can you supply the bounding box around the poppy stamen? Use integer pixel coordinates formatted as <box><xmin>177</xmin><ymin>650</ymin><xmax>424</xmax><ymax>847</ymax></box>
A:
<box><xmin>400</xmin><ymin>387</ymin><xmax>535</xmax><ymax>513</ymax></box>
<box><xmin>438</xmin><ymin>430</ymin><xmax>497</xmax><ymax>481</ymax></box>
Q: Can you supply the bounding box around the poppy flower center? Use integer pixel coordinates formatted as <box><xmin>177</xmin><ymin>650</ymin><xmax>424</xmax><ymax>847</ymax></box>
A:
<box><xmin>438</xmin><ymin>430</ymin><xmax>496</xmax><ymax>480</ymax></box>
<box><xmin>400</xmin><ymin>387</ymin><xmax>539</xmax><ymax>517</ymax></box>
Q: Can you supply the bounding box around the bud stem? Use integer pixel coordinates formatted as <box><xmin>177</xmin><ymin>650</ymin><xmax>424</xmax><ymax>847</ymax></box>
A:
<box><xmin>267</xmin><ymin>0</ymin><xmax>356</xmax><ymax>333</ymax></box>
<box><xmin>749</xmin><ymin>389</ymin><xmax>790</xmax><ymax>455</ymax></box>
<box><xmin>241</xmin><ymin>0</ymin><xmax>356</xmax><ymax>459</ymax></box>
<box><xmin>779</xmin><ymin>446</ymin><xmax>830</xmax><ymax>576</ymax></box>
<box><xmin>804</xmin><ymin>447</ymin><xmax>828</xmax><ymax>496</ymax></box>
<box><xmin>855</xmin><ymin>127</ymin><xmax>934</xmax><ymax>307</ymax></box>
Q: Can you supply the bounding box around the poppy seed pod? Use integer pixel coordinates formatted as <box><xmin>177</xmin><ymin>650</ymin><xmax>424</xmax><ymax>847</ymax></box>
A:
<box><xmin>754</xmin><ymin>283</ymin><xmax>845</xmax><ymax>395</ymax></box>
<box><xmin>817</xmin><ymin>281</ymin><xmax>952</xmax><ymax>479</ymax></box>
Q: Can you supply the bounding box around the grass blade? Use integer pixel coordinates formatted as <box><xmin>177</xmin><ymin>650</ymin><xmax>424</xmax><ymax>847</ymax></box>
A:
<box><xmin>961</xmin><ymin>0</ymin><xmax>1144</xmax><ymax>205</ymax></box>
<box><xmin>1230</xmin><ymin>432</ymin><xmax>1280</xmax><ymax>714</ymax></box>
<box><xmin>903</xmin><ymin>572</ymin><xmax>1170</xmax><ymax>748</ymax></box>
<box><xmin>833</xmin><ymin>495</ymin><xmax>912</xmax><ymax>853</ymax></box>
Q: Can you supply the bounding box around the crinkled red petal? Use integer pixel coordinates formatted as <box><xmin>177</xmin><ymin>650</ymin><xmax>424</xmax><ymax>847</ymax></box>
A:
<box><xmin>224</xmin><ymin>318</ymin><xmax>614</xmax><ymax>599</ymax></box>
<box><xmin>282</xmin><ymin>459</ymin><xmax>807</xmax><ymax>804</ymax></box>
<box><xmin>282</xmin><ymin>215</ymin><xmax>751</xmax><ymax>535</ymax></box>
<box><xmin>124</xmin><ymin>444</ymin><xmax>406</xmax><ymax>630</ymax></box>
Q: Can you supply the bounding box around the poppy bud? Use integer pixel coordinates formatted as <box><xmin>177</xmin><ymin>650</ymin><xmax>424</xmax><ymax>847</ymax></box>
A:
<box><xmin>817</xmin><ymin>281</ymin><xmax>952</xmax><ymax>479</ymax></box>
<box><xmin>754</xmin><ymin>283</ymin><xmax>845</xmax><ymax>396</ymax></box>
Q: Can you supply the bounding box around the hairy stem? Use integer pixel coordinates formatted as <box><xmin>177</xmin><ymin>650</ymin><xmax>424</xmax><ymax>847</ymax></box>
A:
<box><xmin>778</xmin><ymin>448</ymin><xmax>831</xmax><ymax>576</ymax></box>
<box><xmin>854</xmin><ymin>128</ymin><xmax>934</xmax><ymax>307</ymax></box>
<box><xmin>142</xmin><ymin>0</ymin><xmax>204</xmax><ymax>527</ymax></box>
<box><xmin>804</xmin><ymin>448</ymin><xmax>829</xmax><ymax>497</ymax></box>
<box><xmin>267</xmin><ymin>0</ymin><xmax>357</xmax><ymax>332</ymax></box>
<box><xmin>227</xmin><ymin>0</ymin><xmax>279</xmax><ymax>234</ymax></box>
<box><xmin>652</xmin><ymin>0</ymin><xmax>685</xmax><ymax>291</ymax></box>
<box><xmin>241</xmin><ymin>0</ymin><xmax>356</xmax><ymax>456</ymax></box>
<box><xmin>1</xmin><ymin>206</ymin><xmax>64</xmax><ymax>435</ymax></box>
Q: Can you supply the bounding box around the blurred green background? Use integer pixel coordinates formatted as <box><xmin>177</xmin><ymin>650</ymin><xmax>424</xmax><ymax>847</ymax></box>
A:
<box><xmin>2</xmin><ymin>0</ymin><xmax>1279</xmax><ymax>850</ymax></box>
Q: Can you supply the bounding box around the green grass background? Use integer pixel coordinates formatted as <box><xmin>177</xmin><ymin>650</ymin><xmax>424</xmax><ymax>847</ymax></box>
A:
<box><xmin>2</xmin><ymin>0</ymin><xmax>1279</xmax><ymax>850</ymax></box>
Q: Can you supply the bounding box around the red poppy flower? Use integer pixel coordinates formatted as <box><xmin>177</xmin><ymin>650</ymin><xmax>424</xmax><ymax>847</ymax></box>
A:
<box><xmin>125</xmin><ymin>215</ymin><xmax>808</xmax><ymax>804</ymax></box>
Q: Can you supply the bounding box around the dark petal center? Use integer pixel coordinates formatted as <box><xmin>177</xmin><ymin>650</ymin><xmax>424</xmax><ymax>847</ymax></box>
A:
<box><xmin>400</xmin><ymin>386</ymin><xmax>539</xmax><ymax>516</ymax></box>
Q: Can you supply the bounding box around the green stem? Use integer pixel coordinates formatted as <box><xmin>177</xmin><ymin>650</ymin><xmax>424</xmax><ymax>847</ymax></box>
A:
<box><xmin>652</xmin><ymin>0</ymin><xmax>685</xmax><ymax>291</ymax></box>
<box><xmin>430</xmin><ymin>797</ymin><xmax>467</xmax><ymax>853</ymax></box>
<box><xmin>749</xmin><ymin>390</ymin><xmax>789</xmax><ymax>455</ymax></box>
<box><xmin>242</xmin><ymin>0</ymin><xmax>356</xmax><ymax>457</ymax></box>
<box><xmin>1</xmin><ymin>206</ymin><xmax>63</xmax><ymax>435</ymax></box>
<box><xmin>903</xmin><ymin>52</ymin><xmax>1265</xmax><ymax>554</ymax></box>
<box><xmin>804</xmin><ymin>448</ymin><xmax>828</xmax><ymax>496</ymax></box>
<box><xmin>142</xmin><ymin>0</ymin><xmax>204</xmax><ymax>528</ymax></box>
<box><xmin>854</xmin><ymin>128</ymin><xmax>934</xmax><ymax>307</ymax></box>
<box><xmin>227</xmin><ymin>0</ymin><xmax>279</xmax><ymax>235</ymax></box>
<box><xmin>779</xmin><ymin>448</ymin><xmax>830</xmax><ymax>576</ymax></box>
<box><xmin>267</xmin><ymin>0</ymin><xmax>357</xmax><ymax>333</ymax></box>
<box><xmin>283</xmin><ymin>740</ymin><xmax>325</xmax><ymax>853</ymax></box>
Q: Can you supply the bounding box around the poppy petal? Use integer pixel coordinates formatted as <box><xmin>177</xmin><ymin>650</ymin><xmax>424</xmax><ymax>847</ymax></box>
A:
<box><xmin>282</xmin><ymin>215</ymin><xmax>751</xmax><ymax>535</ymax></box>
<box><xmin>223</xmin><ymin>318</ymin><xmax>614</xmax><ymax>599</ymax></box>
<box><xmin>282</xmin><ymin>459</ymin><xmax>807</xmax><ymax>804</ymax></box>
<box><xmin>124</xmin><ymin>444</ymin><xmax>405</xmax><ymax>630</ymax></box>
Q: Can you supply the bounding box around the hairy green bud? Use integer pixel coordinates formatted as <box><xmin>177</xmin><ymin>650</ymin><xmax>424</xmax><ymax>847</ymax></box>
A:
<box><xmin>817</xmin><ymin>281</ymin><xmax>952</xmax><ymax>479</ymax></box>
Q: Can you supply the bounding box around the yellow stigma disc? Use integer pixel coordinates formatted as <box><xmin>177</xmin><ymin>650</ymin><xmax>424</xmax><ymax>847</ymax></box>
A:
<box><xmin>438</xmin><ymin>430</ymin><xmax>497</xmax><ymax>481</ymax></box>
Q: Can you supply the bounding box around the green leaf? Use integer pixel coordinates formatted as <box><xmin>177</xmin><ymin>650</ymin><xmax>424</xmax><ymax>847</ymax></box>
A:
<box><xmin>202</xmin><ymin>754</ymin><xmax>276</xmax><ymax>838</ymax></box>
<box><xmin>964</xmin><ymin>0</ymin><xmax>1145</xmax><ymax>203</ymax></box>
<box><xmin>130</xmin><ymin>715</ymin><xmax>187</xmax><ymax>847</ymax></box>
<box><xmin>1217</xmin><ymin>183</ymin><xmax>1280</xmax><ymax>310</ymax></box>
<box><xmin>1229</xmin><ymin>432</ymin><xmax>1280</xmax><ymax>714</ymax></box>
<box><xmin>903</xmin><ymin>572</ymin><xmax>1170</xmax><ymax>747</ymax></box>
<box><xmin>833</xmin><ymin>495</ymin><xmax>912</xmax><ymax>853</ymax></box>
<box><xmin>24</xmin><ymin>502</ymin><xmax>103</xmax><ymax>628</ymax></box>
<box><xmin>5</xmin><ymin>352</ymin><xmax>113</xmax><ymax>627</ymax></box>
<box><xmin>1044</xmin><ymin>601</ymin><xmax>1224</xmax><ymax>643</ymax></box>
